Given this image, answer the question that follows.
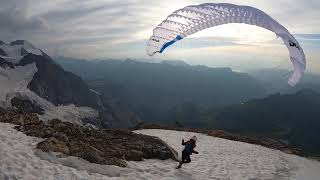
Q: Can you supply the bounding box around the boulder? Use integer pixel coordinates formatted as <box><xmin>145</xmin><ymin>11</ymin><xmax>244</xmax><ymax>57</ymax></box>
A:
<box><xmin>37</xmin><ymin>137</ymin><xmax>70</xmax><ymax>155</ymax></box>
<box><xmin>11</xmin><ymin>97</ymin><xmax>45</xmax><ymax>115</ymax></box>
<box><xmin>125</xmin><ymin>150</ymin><xmax>143</xmax><ymax>161</ymax></box>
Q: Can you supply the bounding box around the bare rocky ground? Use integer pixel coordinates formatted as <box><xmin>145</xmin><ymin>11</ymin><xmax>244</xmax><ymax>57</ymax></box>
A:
<box><xmin>0</xmin><ymin>111</ymin><xmax>178</xmax><ymax>167</ymax></box>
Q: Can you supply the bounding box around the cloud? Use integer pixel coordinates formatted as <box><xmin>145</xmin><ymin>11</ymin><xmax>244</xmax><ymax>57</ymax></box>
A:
<box><xmin>0</xmin><ymin>0</ymin><xmax>50</xmax><ymax>42</ymax></box>
<box><xmin>0</xmin><ymin>3</ymin><xmax>48</xmax><ymax>36</ymax></box>
<box><xmin>295</xmin><ymin>34</ymin><xmax>320</xmax><ymax>41</ymax></box>
<box><xmin>0</xmin><ymin>0</ymin><xmax>318</xmax><ymax>63</ymax></box>
<box><xmin>0</xmin><ymin>8</ymin><xmax>48</xmax><ymax>32</ymax></box>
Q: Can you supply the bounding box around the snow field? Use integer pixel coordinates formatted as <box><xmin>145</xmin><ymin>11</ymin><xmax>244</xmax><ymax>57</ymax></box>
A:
<box><xmin>134</xmin><ymin>129</ymin><xmax>320</xmax><ymax>180</ymax></box>
<box><xmin>1</xmin><ymin>124</ymin><xmax>320</xmax><ymax>180</ymax></box>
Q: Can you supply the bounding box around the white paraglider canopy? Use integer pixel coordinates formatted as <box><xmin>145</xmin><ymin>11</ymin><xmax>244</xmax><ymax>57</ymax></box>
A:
<box><xmin>146</xmin><ymin>3</ymin><xmax>306</xmax><ymax>86</ymax></box>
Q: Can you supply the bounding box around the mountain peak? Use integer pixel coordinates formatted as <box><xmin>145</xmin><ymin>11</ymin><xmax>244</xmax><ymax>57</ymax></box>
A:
<box><xmin>10</xmin><ymin>40</ymin><xmax>27</xmax><ymax>46</ymax></box>
<box><xmin>161</xmin><ymin>60</ymin><xmax>189</xmax><ymax>67</ymax></box>
<box><xmin>0</xmin><ymin>40</ymin><xmax>38</xmax><ymax>49</ymax></box>
<box><xmin>0</xmin><ymin>40</ymin><xmax>43</xmax><ymax>63</ymax></box>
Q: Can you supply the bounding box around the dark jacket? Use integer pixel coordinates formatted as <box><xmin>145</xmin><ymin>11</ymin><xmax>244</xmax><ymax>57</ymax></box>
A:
<box><xmin>182</xmin><ymin>139</ymin><xmax>198</xmax><ymax>155</ymax></box>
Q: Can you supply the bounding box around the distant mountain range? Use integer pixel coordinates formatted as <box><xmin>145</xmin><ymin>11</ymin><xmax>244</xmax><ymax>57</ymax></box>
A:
<box><xmin>52</xmin><ymin>56</ymin><xmax>320</xmax><ymax>156</ymax></box>
<box><xmin>56</xmin><ymin>57</ymin><xmax>267</xmax><ymax>123</ymax></box>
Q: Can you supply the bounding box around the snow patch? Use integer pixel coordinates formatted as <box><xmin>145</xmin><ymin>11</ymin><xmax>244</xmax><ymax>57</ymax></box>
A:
<box><xmin>5</xmin><ymin>89</ymin><xmax>99</xmax><ymax>124</ymax></box>
<box><xmin>0</xmin><ymin>41</ymin><xmax>42</xmax><ymax>63</ymax></box>
<box><xmin>34</xmin><ymin>150</ymin><xmax>127</xmax><ymax>177</ymax></box>
<box><xmin>0</xmin><ymin>44</ymin><xmax>24</xmax><ymax>63</ymax></box>
<box><xmin>0</xmin><ymin>123</ymin><xmax>114</xmax><ymax>180</ymax></box>
<box><xmin>39</xmin><ymin>104</ymin><xmax>99</xmax><ymax>124</ymax></box>
<box><xmin>22</xmin><ymin>41</ymin><xmax>42</xmax><ymax>56</ymax></box>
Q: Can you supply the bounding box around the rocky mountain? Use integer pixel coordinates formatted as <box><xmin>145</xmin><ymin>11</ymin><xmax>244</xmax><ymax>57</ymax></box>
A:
<box><xmin>0</xmin><ymin>40</ymin><xmax>140</xmax><ymax>128</ymax></box>
<box><xmin>204</xmin><ymin>89</ymin><xmax>320</xmax><ymax>156</ymax></box>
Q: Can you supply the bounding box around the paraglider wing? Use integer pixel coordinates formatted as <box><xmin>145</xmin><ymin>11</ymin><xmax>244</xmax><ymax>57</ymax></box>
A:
<box><xmin>146</xmin><ymin>3</ymin><xmax>306</xmax><ymax>86</ymax></box>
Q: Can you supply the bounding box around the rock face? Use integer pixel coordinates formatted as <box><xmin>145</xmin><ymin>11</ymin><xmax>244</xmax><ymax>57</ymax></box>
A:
<box><xmin>18</xmin><ymin>54</ymin><xmax>98</xmax><ymax>108</ymax></box>
<box><xmin>0</xmin><ymin>49</ymin><xmax>7</xmax><ymax>56</ymax></box>
<box><xmin>0</xmin><ymin>111</ymin><xmax>177</xmax><ymax>167</ymax></box>
<box><xmin>17</xmin><ymin>54</ymin><xmax>102</xmax><ymax>122</ymax></box>
<box><xmin>0</xmin><ymin>57</ymin><xmax>14</xmax><ymax>68</ymax></box>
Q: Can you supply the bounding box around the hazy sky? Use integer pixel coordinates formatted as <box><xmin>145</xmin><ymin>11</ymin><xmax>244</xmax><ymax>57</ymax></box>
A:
<box><xmin>0</xmin><ymin>0</ymin><xmax>319</xmax><ymax>72</ymax></box>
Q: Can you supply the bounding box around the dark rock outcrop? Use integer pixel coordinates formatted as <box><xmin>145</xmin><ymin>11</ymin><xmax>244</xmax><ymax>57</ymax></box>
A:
<box><xmin>10</xmin><ymin>40</ymin><xmax>26</xmax><ymax>46</ymax></box>
<box><xmin>38</xmin><ymin>137</ymin><xmax>70</xmax><ymax>155</ymax></box>
<box><xmin>0</xmin><ymin>112</ymin><xmax>177</xmax><ymax>167</ymax></box>
<box><xmin>0</xmin><ymin>107</ymin><xmax>5</xmax><ymax>113</ymax></box>
<box><xmin>0</xmin><ymin>48</ymin><xmax>7</xmax><ymax>56</ymax></box>
<box><xmin>11</xmin><ymin>97</ymin><xmax>45</xmax><ymax>114</ymax></box>
<box><xmin>0</xmin><ymin>57</ymin><xmax>14</xmax><ymax>68</ymax></box>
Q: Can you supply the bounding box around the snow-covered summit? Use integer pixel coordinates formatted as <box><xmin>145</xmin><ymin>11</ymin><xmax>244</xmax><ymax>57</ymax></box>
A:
<box><xmin>0</xmin><ymin>40</ymin><xmax>42</xmax><ymax>63</ymax></box>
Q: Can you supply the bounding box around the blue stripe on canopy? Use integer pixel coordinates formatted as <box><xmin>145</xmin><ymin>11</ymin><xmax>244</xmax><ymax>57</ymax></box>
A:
<box><xmin>160</xmin><ymin>35</ymin><xmax>183</xmax><ymax>53</ymax></box>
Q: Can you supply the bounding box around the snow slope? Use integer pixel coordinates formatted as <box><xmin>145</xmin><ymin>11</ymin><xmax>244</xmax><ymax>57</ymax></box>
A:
<box><xmin>1</xmin><ymin>124</ymin><xmax>319</xmax><ymax>180</ymax></box>
<box><xmin>133</xmin><ymin>129</ymin><xmax>320</xmax><ymax>180</ymax></box>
